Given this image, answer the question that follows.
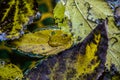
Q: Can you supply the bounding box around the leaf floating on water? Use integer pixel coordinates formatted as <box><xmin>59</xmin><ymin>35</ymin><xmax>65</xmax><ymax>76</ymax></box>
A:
<box><xmin>24</xmin><ymin>20</ymin><xmax>108</xmax><ymax>80</ymax></box>
<box><xmin>8</xmin><ymin>29</ymin><xmax>73</xmax><ymax>57</ymax></box>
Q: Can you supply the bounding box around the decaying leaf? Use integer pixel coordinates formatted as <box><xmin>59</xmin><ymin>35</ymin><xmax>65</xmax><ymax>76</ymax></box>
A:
<box><xmin>0</xmin><ymin>60</ymin><xmax>23</xmax><ymax>80</ymax></box>
<box><xmin>54</xmin><ymin>0</ymin><xmax>112</xmax><ymax>43</ymax></box>
<box><xmin>0</xmin><ymin>0</ymin><xmax>36</xmax><ymax>40</ymax></box>
<box><xmin>98</xmin><ymin>64</ymin><xmax>120</xmax><ymax>80</ymax></box>
<box><xmin>57</xmin><ymin>0</ymin><xmax>120</xmax><ymax>72</ymax></box>
<box><xmin>106</xmin><ymin>0</ymin><xmax>120</xmax><ymax>28</ymax></box>
<box><xmin>0</xmin><ymin>0</ymin><xmax>120</xmax><ymax>79</ymax></box>
<box><xmin>24</xmin><ymin>20</ymin><xmax>108</xmax><ymax>80</ymax></box>
<box><xmin>8</xmin><ymin>29</ymin><xmax>73</xmax><ymax>56</ymax></box>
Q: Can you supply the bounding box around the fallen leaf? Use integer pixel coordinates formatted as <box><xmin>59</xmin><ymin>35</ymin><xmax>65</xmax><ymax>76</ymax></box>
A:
<box><xmin>24</xmin><ymin>20</ymin><xmax>108</xmax><ymax>80</ymax></box>
<box><xmin>8</xmin><ymin>29</ymin><xmax>73</xmax><ymax>56</ymax></box>
<box><xmin>58</xmin><ymin>0</ymin><xmax>120</xmax><ymax>72</ymax></box>
<box><xmin>0</xmin><ymin>61</ymin><xmax>23</xmax><ymax>80</ymax></box>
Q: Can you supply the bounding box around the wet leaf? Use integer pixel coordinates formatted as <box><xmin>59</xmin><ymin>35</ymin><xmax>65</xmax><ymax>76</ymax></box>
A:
<box><xmin>0</xmin><ymin>0</ymin><xmax>120</xmax><ymax>79</ymax></box>
<box><xmin>8</xmin><ymin>29</ymin><xmax>73</xmax><ymax>56</ymax></box>
<box><xmin>0</xmin><ymin>61</ymin><xmax>23</xmax><ymax>80</ymax></box>
<box><xmin>0</xmin><ymin>0</ymin><xmax>36</xmax><ymax>40</ymax></box>
<box><xmin>58</xmin><ymin>0</ymin><xmax>120</xmax><ymax>72</ymax></box>
<box><xmin>24</xmin><ymin>20</ymin><xmax>108</xmax><ymax>80</ymax></box>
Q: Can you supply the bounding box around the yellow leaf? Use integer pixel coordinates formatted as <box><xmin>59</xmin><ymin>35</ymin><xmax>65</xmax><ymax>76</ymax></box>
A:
<box><xmin>0</xmin><ymin>62</ymin><xmax>23</xmax><ymax>80</ymax></box>
<box><xmin>10</xmin><ymin>29</ymin><xmax>73</xmax><ymax>56</ymax></box>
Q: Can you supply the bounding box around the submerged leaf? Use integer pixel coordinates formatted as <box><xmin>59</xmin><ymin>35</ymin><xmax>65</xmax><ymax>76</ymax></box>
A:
<box><xmin>24</xmin><ymin>20</ymin><xmax>108</xmax><ymax>80</ymax></box>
